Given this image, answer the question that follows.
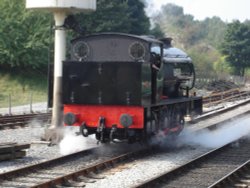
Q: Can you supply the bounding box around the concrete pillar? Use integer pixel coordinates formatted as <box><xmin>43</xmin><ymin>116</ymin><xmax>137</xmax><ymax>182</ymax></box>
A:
<box><xmin>51</xmin><ymin>12</ymin><xmax>67</xmax><ymax>129</ymax></box>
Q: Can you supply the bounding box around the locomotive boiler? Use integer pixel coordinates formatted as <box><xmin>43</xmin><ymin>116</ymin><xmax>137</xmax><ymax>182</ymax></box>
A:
<box><xmin>49</xmin><ymin>33</ymin><xmax>202</xmax><ymax>143</ymax></box>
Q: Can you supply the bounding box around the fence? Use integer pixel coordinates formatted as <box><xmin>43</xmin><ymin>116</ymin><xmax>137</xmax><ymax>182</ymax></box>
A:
<box><xmin>195</xmin><ymin>75</ymin><xmax>249</xmax><ymax>90</ymax></box>
<box><xmin>202</xmin><ymin>88</ymin><xmax>250</xmax><ymax>107</ymax></box>
<box><xmin>0</xmin><ymin>92</ymin><xmax>48</xmax><ymax>115</ymax></box>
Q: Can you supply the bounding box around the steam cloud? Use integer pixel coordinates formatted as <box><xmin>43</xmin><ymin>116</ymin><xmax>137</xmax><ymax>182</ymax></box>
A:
<box><xmin>59</xmin><ymin>116</ymin><xmax>250</xmax><ymax>154</ymax></box>
<box><xmin>59</xmin><ymin>127</ymin><xmax>97</xmax><ymax>155</ymax></box>
<box><xmin>151</xmin><ymin>116</ymin><xmax>250</xmax><ymax>149</ymax></box>
<box><xmin>178</xmin><ymin>116</ymin><xmax>250</xmax><ymax>148</ymax></box>
<box><xmin>144</xmin><ymin>0</ymin><xmax>162</xmax><ymax>17</ymax></box>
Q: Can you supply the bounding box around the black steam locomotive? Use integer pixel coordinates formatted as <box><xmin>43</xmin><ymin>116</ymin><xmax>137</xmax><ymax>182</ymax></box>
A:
<box><xmin>49</xmin><ymin>33</ymin><xmax>202</xmax><ymax>143</ymax></box>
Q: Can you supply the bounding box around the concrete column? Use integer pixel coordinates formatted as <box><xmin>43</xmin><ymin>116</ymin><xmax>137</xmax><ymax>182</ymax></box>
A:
<box><xmin>51</xmin><ymin>12</ymin><xmax>67</xmax><ymax>129</ymax></box>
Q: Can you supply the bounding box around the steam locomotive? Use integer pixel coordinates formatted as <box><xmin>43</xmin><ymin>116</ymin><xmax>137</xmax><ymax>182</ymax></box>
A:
<box><xmin>49</xmin><ymin>33</ymin><xmax>202</xmax><ymax>144</ymax></box>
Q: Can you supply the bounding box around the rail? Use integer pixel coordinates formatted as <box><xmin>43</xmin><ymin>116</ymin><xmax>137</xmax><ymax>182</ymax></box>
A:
<box><xmin>0</xmin><ymin>147</ymin><xmax>151</xmax><ymax>188</ymax></box>
<box><xmin>0</xmin><ymin>112</ymin><xmax>51</xmax><ymax>129</ymax></box>
<box><xmin>134</xmin><ymin>139</ymin><xmax>250</xmax><ymax>188</ymax></box>
<box><xmin>209</xmin><ymin>160</ymin><xmax>250</xmax><ymax>188</ymax></box>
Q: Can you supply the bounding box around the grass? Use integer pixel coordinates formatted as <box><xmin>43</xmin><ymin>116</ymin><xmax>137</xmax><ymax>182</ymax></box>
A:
<box><xmin>0</xmin><ymin>70</ymin><xmax>48</xmax><ymax>108</ymax></box>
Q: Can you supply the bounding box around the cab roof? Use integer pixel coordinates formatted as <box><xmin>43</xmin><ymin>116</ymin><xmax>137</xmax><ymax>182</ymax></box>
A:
<box><xmin>72</xmin><ymin>32</ymin><xmax>163</xmax><ymax>45</ymax></box>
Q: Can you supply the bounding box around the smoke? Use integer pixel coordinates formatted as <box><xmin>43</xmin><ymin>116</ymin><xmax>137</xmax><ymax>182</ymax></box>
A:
<box><xmin>27</xmin><ymin>119</ymin><xmax>46</xmax><ymax>138</ymax></box>
<box><xmin>59</xmin><ymin>128</ymin><xmax>145</xmax><ymax>156</ymax></box>
<box><xmin>59</xmin><ymin>116</ymin><xmax>250</xmax><ymax>154</ymax></box>
<box><xmin>178</xmin><ymin>116</ymin><xmax>250</xmax><ymax>148</ymax></box>
<box><xmin>151</xmin><ymin>116</ymin><xmax>250</xmax><ymax>149</ymax></box>
<box><xmin>59</xmin><ymin>127</ymin><xmax>97</xmax><ymax>155</ymax></box>
<box><xmin>144</xmin><ymin>0</ymin><xmax>164</xmax><ymax>17</ymax></box>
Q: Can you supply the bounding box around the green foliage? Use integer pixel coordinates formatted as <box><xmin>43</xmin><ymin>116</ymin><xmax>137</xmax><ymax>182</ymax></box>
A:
<box><xmin>202</xmin><ymin>17</ymin><xmax>227</xmax><ymax>48</ymax></box>
<box><xmin>213</xmin><ymin>56</ymin><xmax>233</xmax><ymax>75</ymax></box>
<box><xmin>153</xmin><ymin>4</ymin><xmax>226</xmax><ymax>48</ymax></box>
<box><xmin>75</xmin><ymin>0</ymin><xmax>150</xmax><ymax>35</ymax></box>
<box><xmin>127</xmin><ymin>0</ymin><xmax>150</xmax><ymax>35</ymax></box>
<box><xmin>149</xmin><ymin>23</ymin><xmax>165</xmax><ymax>38</ymax></box>
<box><xmin>151</xmin><ymin>3</ymin><xmax>228</xmax><ymax>78</ymax></box>
<box><xmin>153</xmin><ymin>4</ymin><xmax>201</xmax><ymax>46</ymax></box>
<box><xmin>0</xmin><ymin>0</ymin><xmax>51</xmax><ymax>71</ymax></box>
<box><xmin>188</xmin><ymin>43</ymin><xmax>220</xmax><ymax>78</ymax></box>
<box><xmin>220</xmin><ymin>21</ymin><xmax>250</xmax><ymax>76</ymax></box>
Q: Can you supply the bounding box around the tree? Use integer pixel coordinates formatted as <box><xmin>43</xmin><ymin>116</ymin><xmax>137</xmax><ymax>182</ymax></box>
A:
<box><xmin>152</xmin><ymin>4</ymin><xmax>205</xmax><ymax>47</ymax></box>
<box><xmin>161</xmin><ymin>3</ymin><xmax>184</xmax><ymax>17</ymax></box>
<box><xmin>189</xmin><ymin>43</ymin><xmax>220</xmax><ymax>78</ymax></box>
<box><xmin>127</xmin><ymin>0</ymin><xmax>150</xmax><ymax>35</ymax></box>
<box><xmin>0</xmin><ymin>0</ymin><xmax>51</xmax><ymax>71</ymax></box>
<box><xmin>149</xmin><ymin>23</ymin><xmax>165</xmax><ymax>38</ymax></box>
<box><xmin>213</xmin><ymin>56</ymin><xmax>233</xmax><ymax>76</ymax></box>
<box><xmin>220</xmin><ymin>20</ymin><xmax>250</xmax><ymax>76</ymax></box>
<box><xmin>202</xmin><ymin>17</ymin><xmax>226</xmax><ymax>48</ymax></box>
<box><xmin>75</xmin><ymin>0</ymin><xmax>150</xmax><ymax>35</ymax></box>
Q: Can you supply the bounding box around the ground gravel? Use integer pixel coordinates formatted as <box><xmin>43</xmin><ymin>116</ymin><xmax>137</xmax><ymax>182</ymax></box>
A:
<box><xmin>85</xmin><ymin>145</ymin><xmax>209</xmax><ymax>188</ymax></box>
<box><xmin>0</xmin><ymin>124</ymin><xmax>60</xmax><ymax>173</ymax></box>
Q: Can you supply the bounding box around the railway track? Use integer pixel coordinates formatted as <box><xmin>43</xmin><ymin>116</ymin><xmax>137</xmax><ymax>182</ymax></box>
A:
<box><xmin>188</xmin><ymin>99</ymin><xmax>250</xmax><ymax>128</ymax></box>
<box><xmin>209</xmin><ymin>160</ymin><xmax>250</xmax><ymax>188</ymax></box>
<box><xmin>134</xmin><ymin>138</ymin><xmax>250</xmax><ymax>188</ymax></box>
<box><xmin>0</xmin><ymin>113</ymin><xmax>51</xmax><ymax>130</ymax></box>
<box><xmin>0</xmin><ymin>93</ymin><xmax>249</xmax><ymax>187</ymax></box>
<box><xmin>0</xmin><ymin>146</ymin><xmax>152</xmax><ymax>188</ymax></box>
<box><xmin>1</xmin><ymin>101</ymin><xmax>249</xmax><ymax>187</ymax></box>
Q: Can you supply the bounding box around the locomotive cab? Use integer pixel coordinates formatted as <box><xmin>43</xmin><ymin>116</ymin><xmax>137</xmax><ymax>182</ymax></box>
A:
<box><xmin>161</xmin><ymin>38</ymin><xmax>195</xmax><ymax>98</ymax></box>
<box><xmin>62</xmin><ymin>33</ymin><xmax>163</xmax><ymax>106</ymax></box>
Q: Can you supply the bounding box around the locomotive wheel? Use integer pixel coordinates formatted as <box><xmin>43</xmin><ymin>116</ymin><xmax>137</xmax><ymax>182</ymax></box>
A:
<box><xmin>159</xmin><ymin>105</ymin><xmax>184</xmax><ymax>136</ymax></box>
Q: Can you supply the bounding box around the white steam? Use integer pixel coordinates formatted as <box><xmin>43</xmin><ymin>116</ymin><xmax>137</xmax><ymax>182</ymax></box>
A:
<box><xmin>59</xmin><ymin>127</ymin><xmax>97</xmax><ymax>155</ymax></box>
<box><xmin>28</xmin><ymin>119</ymin><xmax>45</xmax><ymax>138</ymax></box>
<box><xmin>178</xmin><ymin>116</ymin><xmax>250</xmax><ymax>148</ymax></box>
<box><xmin>144</xmin><ymin>0</ymin><xmax>166</xmax><ymax>17</ymax></box>
<box><xmin>59</xmin><ymin>116</ymin><xmax>250</xmax><ymax>154</ymax></box>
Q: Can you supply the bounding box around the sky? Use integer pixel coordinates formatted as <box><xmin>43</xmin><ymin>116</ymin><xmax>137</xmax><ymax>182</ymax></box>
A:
<box><xmin>145</xmin><ymin>0</ymin><xmax>250</xmax><ymax>22</ymax></box>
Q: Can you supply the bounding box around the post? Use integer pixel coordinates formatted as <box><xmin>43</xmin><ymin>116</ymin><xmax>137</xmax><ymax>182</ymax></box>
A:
<box><xmin>50</xmin><ymin>12</ymin><xmax>67</xmax><ymax>129</ymax></box>
<box><xmin>8</xmin><ymin>94</ymin><xmax>12</xmax><ymax>115</ymax></box>
<box><xmin>29</xmin><ymin>92</ymin><xmax>33</xmax><ymax>113</ymax></box>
